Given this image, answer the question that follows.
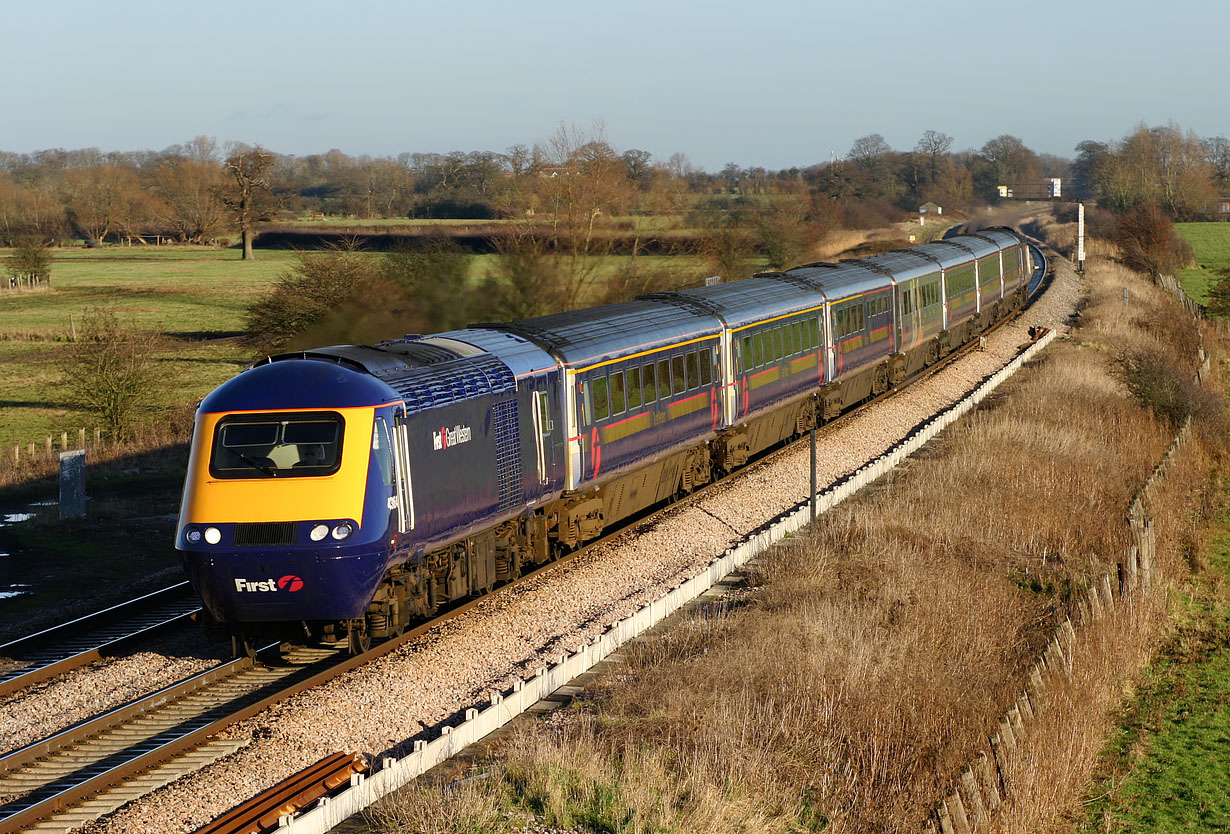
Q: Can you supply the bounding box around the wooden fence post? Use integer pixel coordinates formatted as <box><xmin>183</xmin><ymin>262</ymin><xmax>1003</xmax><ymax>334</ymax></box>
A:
<box><xmin>975</xmin><ymin>752</ymin><xmax>1001</xmax><ymax>811</ymax></box>
<box><xmin>947</xmin><ymin>793</ymin><xmax>971</xmax><ymax>834</ymax></box>
<box><xmin>1100</xmin><ymin>573</ymin><xmax>1115</xmax><ymax>611</ymax></box>
<box><xmin>960</xmin><ymin>767</ymin><xmax>987</xmax><ymax>829</ymax></box>
<box><xmin>44</xmin><ymin>435</ymin><xmax>52</xmax><ymax>454</ymax></box>
<box><xmin>78</xmin><ymin>427</ymin><xmax>86</xmax><ymax>449</ymax></box>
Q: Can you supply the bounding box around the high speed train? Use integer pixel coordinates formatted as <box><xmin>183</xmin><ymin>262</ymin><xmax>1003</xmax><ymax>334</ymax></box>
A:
<box><xmin>177</xmin><ymin>228</ymin><xmax>1039</xmax><ymax>653</ymax></box>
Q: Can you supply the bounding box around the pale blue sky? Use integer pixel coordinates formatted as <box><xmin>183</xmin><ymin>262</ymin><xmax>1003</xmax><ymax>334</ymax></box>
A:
<box><xmin>4</xmin><ymin>0</ymin><xmax>1225</xmax><ymax>169</ymax></box>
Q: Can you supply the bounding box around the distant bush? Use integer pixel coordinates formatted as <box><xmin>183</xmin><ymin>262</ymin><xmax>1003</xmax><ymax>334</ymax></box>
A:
<box><xmin>409</xmin><ymin>196</ymin><xmax>500</xmax><ymax>220</ymax></box>
<box><xmin>840</xmin><ymin>197</ymin><xmax>902</xmax><ymax>230</ymax></box>
<box><xmin>5</xmin><ymin>239</ymin><xmax>52</xmax><ymax>289</ymax></box>
<box><xmin>1114</xmin><ymin>202</ymin><xmax>1195</xmax><ymax>277</ymax></box>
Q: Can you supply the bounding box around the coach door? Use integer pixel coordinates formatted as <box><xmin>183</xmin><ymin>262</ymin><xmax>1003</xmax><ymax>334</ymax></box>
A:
<box><xmin>391</xmin><ymin>407</ymin><xmax>416</xmax><ymax>532</ymax></box>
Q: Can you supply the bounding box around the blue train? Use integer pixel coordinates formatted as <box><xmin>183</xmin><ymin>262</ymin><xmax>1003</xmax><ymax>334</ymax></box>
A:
<box><xmin>177</xmin><ymin>228</ymin><xmax>1037</xmax><ymax>652</ymax></box>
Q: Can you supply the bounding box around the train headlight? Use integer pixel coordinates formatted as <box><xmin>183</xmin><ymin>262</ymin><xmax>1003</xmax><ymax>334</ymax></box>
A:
<box><xmin>184</xmin><ymin>528</ymin><xmax>202</xmax><ymax>545</ymax></box>
<box><xmin>309</xmin><ymin>523</ymin><xmax>329</xmax><ymax>542</ymax></box>
<box><xmin>331</xmin><ymin>521</ymin><xmax>354</xmax><ymax>541</ymax></box>
<box><xmin>204</xmin><ymin>526</ymin><xmax>222</xmax><ymax>545</ymax></box>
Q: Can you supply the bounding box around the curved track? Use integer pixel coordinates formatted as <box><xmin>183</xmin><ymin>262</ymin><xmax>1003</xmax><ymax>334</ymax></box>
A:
<box><xmin>0</xmin><ymin>236</ymin><xmax>1050</xmax><ymax>831</ymax></box>
<box><xmin>0</xmin><ymin>583</ymin><xmax>201</xmax><ymax>699</ymax></box>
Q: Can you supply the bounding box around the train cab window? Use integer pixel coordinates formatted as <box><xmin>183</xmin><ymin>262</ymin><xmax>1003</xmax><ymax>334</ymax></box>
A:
<box><xmin>642</xmin><ymin>363</ymin><xmax>657</xmax><ymax>403</ymax></box>
<box><xmin>685</xmin><ymin>351</ymin><xmax>698</xmax><ymax>390</ymax></box>
<box><xmin>372</xmin><ymin>418</ymin><xmax>394</xmax><ymax>486</ymax></box>
<box><xmin>626</xmin><ymin>366</ymin><xmax>642</xmax><ymax>410</ymax></box>
<box><xmin>699</xmin><ymin>348</ymin><xmax>713</xmax><ymax>386</ymax></box>
<box><xmin>656</xmin><ymin>359</ymin><xmax>671</xmax><ymax>400</ymax></box>
<box><xmin>591</xmin><ymin>375</ymin><xmax>610</xmax><ymax>421</ymax></box>
<box><xmin>610</xmin><ymin>370</ymin><xmax>626</xmax><ymax>415</ymax></box>
<box><xmin>211</xmin><ymin>412</ymin><xmax>344</xmax><ymax>479</ymax></box>
<box><xmin>671</xmin><ymin>355</ymin><xmax>686</xmax><ymax>395</ymax></box>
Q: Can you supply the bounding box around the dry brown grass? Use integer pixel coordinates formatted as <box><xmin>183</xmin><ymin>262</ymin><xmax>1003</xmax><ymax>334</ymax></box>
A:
<box><xmin>370</xmin><ymin>253</ymin><xmax>1221</xmax><ymax>834</ymax></box>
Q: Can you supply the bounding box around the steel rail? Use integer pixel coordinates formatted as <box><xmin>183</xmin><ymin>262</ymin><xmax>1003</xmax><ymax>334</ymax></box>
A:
<box><xmin>0</xmin><ymin>582</ymin><xmax>202</xmax><ymax>699</ymax></box>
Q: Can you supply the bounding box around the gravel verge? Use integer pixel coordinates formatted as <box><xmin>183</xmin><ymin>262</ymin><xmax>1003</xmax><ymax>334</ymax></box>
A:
<box><xmin>75</xmin><ymin>260</ymin><xmax>1082</xmax><ymax>833</ymax></box>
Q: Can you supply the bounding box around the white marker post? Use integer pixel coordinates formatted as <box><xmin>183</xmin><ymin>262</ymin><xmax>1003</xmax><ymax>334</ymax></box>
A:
<box><xmin>1077</xmin><ymin>202</ymin><xmax>1086</xmax><ymax>273</ymax></box>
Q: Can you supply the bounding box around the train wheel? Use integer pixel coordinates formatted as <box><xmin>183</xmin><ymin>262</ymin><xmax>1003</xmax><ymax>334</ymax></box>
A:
<box><xmin>347</xmin><ymin>621</ymin><xmax>372</xmax><ymax>655</ymax></box>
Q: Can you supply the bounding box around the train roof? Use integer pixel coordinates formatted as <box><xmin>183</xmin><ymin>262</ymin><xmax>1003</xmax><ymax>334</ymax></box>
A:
<box><xmin>647</xmin><ymin>277</ymin><xmax>823</xmax><ymax>329</ymax></box>
<box><xmin>782</xmin><ymin>261</ymin><xmax>895</xmax><ymax>301</ymax></box>
<box><xmin>199</xmin><ymin>358</ymin><xmax>400</xmax><ymax>412</ymax></box>
<box><xmin>489</xmin><ymin>298</ymin><xmax>720</xmax><ymax>370</ymax></box>
<box><xmin>209</xmin><ymin>339</ymin><xmax>519</xmax><ymax>416</ymax></box>
<box><xmin>437</xmin><ymin>328</ymin><xmax>558</xmax><ymax>379</ymax></box>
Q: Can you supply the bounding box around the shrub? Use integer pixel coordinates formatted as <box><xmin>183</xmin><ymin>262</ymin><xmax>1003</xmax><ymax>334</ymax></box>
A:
<box><xmin>56</xmin><ymin>310</ymin><xmax>173</xmax><ymax>440</ymax></box>
<box><xmin>245</xmin><ymin>250</ymin><xmax>381</xmax><ymax>353</ymax></box>
<box><xmin>5</xmin><ymin>239</ymin><xmax>52</xmax><ymax>288</ymax></box>
<box><xmin>1113</xmin><ymin>349</ymin><xmax>1222</xmax><ymax>427</ymax></box>
<box><xmin>1114</xmin><ymin>203</ymin><xmax>1195</xmax><ymax>277</ymax></box>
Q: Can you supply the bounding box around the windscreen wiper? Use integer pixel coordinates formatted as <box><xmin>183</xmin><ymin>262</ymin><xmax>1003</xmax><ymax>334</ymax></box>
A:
<box><xmin>235</xmin><ymin>451</ymin><xmax>277</xmax><ymax>476</ymax></box>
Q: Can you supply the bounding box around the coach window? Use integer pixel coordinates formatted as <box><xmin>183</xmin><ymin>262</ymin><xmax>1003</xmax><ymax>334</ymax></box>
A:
<box><xmin>610</xmin><ymin>370</ymin><xmax>626</xmax><ymax>415</ymax></box>
<box><xmin>642</xmin><ymin>362</ymin><xmax>657</xmax><ymax>403</ymax></box>
<box><xmin>654</xmin><ymin>358</ymin><xmax>669</xmax><ymax>400</ymax></box>
<box><xmin>741</xmin><ymin>335</ymin><xmax>754</xmax><ymax>371</ymax></box>
<box><xmin>770</xmin><ymin>326</ymin><xmax>781</xmax><ymax>360</ymax></box>
<box><xmin>685</xmin><ymin>351</ymin><xmax>698</xmax><ymax>390</ymax></box>
<box><xmin>753</xmin><ymin>331</ymin><xmax>764</xmax><ymax>367</ymax></box>
<box><xmin>626</xmin><ymin>366</ymin><xmax>642</xmax><ymax>410</ymax></box>
<box><xmin>671</xmin><ymin>355</ymin><xmax>686</xmax><ymax>395</ymax></box>
<box><xmin>591</xmin><ymin>375</ymin><xmax>610</xmax><ymax>422</ymax></box>
<box><xmin>699</xmin><ymin>348</ymin><xmax>713</xmax><ymax>386</ymax></box>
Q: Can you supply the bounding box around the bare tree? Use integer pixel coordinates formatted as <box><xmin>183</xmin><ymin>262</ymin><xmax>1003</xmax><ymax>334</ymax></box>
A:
<box><xmin>1207</xmin><ymin>136</ymin><xmax>1230</xmax><ymax>192</ymax></box>
<box><xmin>500</xmin><ymin>122</ymin><xmax>634</xmax><ymax>308</ymax></box>
<box><xmin>59</xmin><ymin>164</ymin><xmax>144</xmax><ymax>246</ymax></box>
<box><xmin>848</xmin><ymin>134</ymin><xmax>892</xmax><ymax>168</ymax></box>
<box><xmin>914</xmin><ymin>130</ymin><xmax>953</xmax><ymax>184</ymax></box>
<box><xmin>151</xmin><ymin>136</ymin><xmax>228</xmax><ymax>243</ymax></box>
<box><xmin>220</xmin><ymin>145</ymin><xmax>275</xmax><ymax>260</ymax></box>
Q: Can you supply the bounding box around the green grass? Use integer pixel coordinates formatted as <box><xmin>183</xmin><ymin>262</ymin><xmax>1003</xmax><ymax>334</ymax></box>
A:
<box><xmin>0</xmin><ymin>246</ymin><xmax>300</xmax><ymax>446</ymax></box>
<box><xmin>1079</xmin><ymin>490</ymin><xmax>1230</xmax><ymax>832</ymax></box>
<box><xmin>1174</xmin><ymin>222</ymin><xmax>1230</xmax><ymax>306</ymax></box>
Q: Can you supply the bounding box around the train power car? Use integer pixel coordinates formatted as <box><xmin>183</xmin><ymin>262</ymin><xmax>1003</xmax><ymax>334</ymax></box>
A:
<box><xmin>177</xmin><ymin>229</ymin><xmax>1038</xmax><ymax>653</ymax></box>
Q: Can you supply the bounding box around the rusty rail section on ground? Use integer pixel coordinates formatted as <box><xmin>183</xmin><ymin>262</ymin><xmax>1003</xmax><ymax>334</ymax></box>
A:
<box><xmin>193</xmin><ymin>752</ymin><xmax>369</xmax><ymax>834</ymax></box>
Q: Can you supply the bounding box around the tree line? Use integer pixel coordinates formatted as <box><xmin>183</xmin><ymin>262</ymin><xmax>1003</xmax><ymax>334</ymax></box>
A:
<box><xmin>3</xmin><ymin>122</ymin><xmax>1226</xmax><ymax>255</ymax></box>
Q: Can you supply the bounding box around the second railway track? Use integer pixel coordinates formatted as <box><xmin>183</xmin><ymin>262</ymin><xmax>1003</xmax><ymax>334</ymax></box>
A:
<box><xmin>0</xmin><ymin>583</ymin><xmax>201</xmax><ymax>700</ymax></box>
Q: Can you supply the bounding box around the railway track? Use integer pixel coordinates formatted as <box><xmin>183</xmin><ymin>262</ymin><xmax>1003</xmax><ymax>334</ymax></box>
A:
<box><xmin>0</xmin><ymin>239</ymin><xmax>1052</xmax><ymax>832</ymax></box>
<box><xmin>0</xmin><ymin>583</ymin><xmax>201</xmax><ymax>699</ymax></box>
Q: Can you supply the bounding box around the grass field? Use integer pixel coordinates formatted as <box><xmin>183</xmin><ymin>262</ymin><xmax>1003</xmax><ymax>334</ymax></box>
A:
<box><xmin>1078</xmin><ymin>489</ymin><xmax>1230</xmax><ymax>831</ymax></box>
<box><xmin>1175</xmin><ymin>222</ymin><xmax>1230</xmax><ymax>305</ymax></box>
<box><xmin>0</xmin><ymin>246</ymin><xmax>302</xmax><ymax>446</ymax></box>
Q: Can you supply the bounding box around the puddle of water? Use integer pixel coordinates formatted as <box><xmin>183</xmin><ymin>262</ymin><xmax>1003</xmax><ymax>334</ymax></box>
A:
<box><xmin>0</xmin><ymin>587</ymin><xmax>31</xmax><ymax>600</ymax></box>
<box><xmin>1</xmin><ymin>513</ymin><xmax>34</xmax><ymax>525</ymax></box>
